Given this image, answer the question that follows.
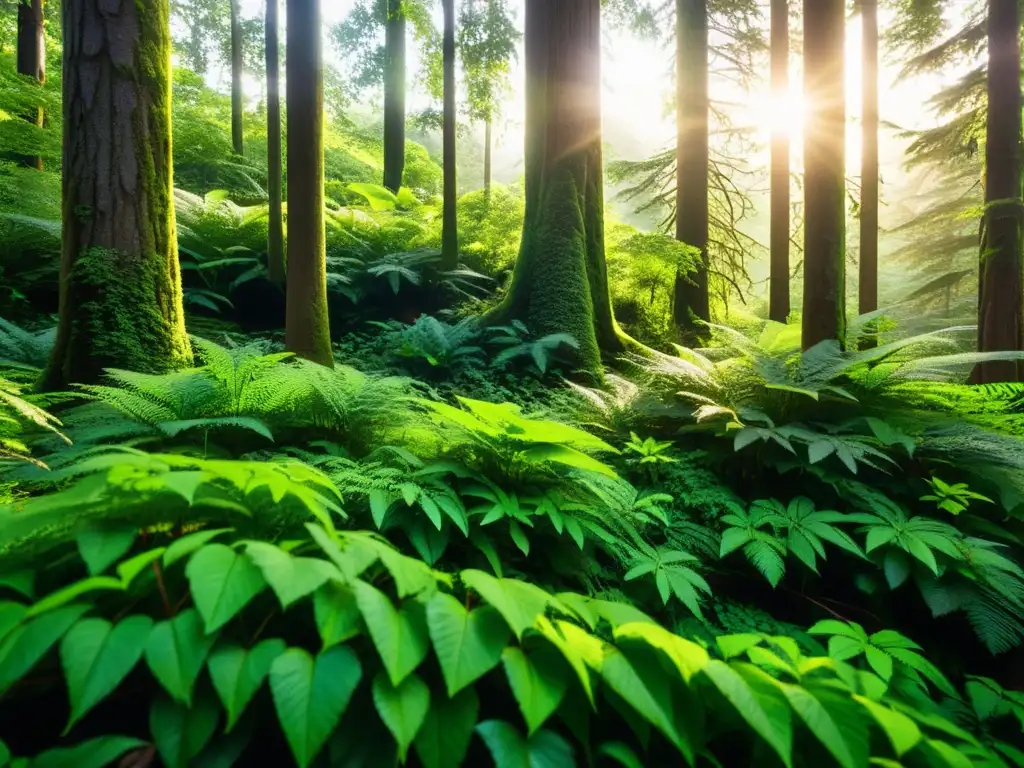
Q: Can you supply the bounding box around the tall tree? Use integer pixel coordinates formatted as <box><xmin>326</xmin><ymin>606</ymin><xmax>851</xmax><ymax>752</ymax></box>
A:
<box><xmin>974</xmin><ymin>0</ymin><xmax>1022</xmax><ymax>383</ymax></box>
<box><xmin>230</xmin><ymin>0</ymin><xmax>244</xmax><ymax>155</ymax></box>
<box><xmin>285</xmin><ymin>0</ymin><xmax>333</xmax><ymax>366</ymax></box>
<box><xmin>16</xmin><ymin>0</ymin><xmax>45</xmax><ymax>170</ymax></box>
<box><xmin>46</xmin><ymin>0</ymin><xmax>192</xmax><ymax>388</ymax></box>
<box><xmin>383</xmin><ymin>0</ymin><xmax>406</xmax><ymax>192</ymax></box>
<box><xmin>673</xmin><ymin>0</ymin><xmax>710</xmax><ymax>336</ymax></box>
<box><xmin>769</xmin><ymin>0</ymin><xmax>789</xmax><ymax>323</ymax></box>
<box><xmin>801</xmin><ymin>0</ymin><xmax>847</xmax><ymax>350</ymax></box>
<box><xmin>859</xmin><ymin>0</ymin><xmax>879</xmax><ymax>319</ymax></box>
<box><xmin>441</xmin><ymin>0</ymin><xmax>458</xmax><ymax>268</ymax></box>
<box><xmin>266</xmin><ymin>0</ymin><xmax>285</xmax><ymax>285</ymax></box>
<box><xmin>487</xmin><ymin>0</ymin><xmax>626</xmax><ymax>374</ymax></box>
<box><xmin>170</xmin><ymin>0</ymin><xmax>229</xmax><ymax>76</ymax></box>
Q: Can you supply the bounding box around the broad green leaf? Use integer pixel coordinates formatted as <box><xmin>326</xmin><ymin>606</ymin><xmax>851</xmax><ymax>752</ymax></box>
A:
<box><xmin>520</xmin><ymin>445</ymin><xmax>618</xmax><ymax>478</ymax></box>
<box><xmin>413</xmin><ymin>687</ymin><xmax>479</xmax><ymax>768</ymax></box>
<box><xmin>534</xmin><ymin>617</ymin><xmax>597</xmax><ymax>706</ymax></box>
<box><xmin>502</xmin><ymin>646</ymin><xmax>569</xmax><ymax>736</ymax></box>
<box><xmin>475</xmin><ymin>720</ymin><xmax>575</xmax><ymax>768</ymax></box>
<box><xmin>0</xmin><ymin>602</ymin><xmax>27</xmax><ymax>645</ymax></box>
<box><xmin>76</xmin><ymin>527</ymin><xmax>136</xmax><ymax>576</ymax></box>
<box><xmin>186</xmin><ymin>544</ymin><xmax>267</xmax><ymax>633</ymax></box>
<box><xmin>354</xmin><ymin>580</ymin><xmax>430</xmax><ymax>686</ymax></box>
<box><xmin>150</xmin><ymin>694</ymin><xmax>219</xmax><ymax>768</ymax></box>
<box><xmin>26</xmin><ymin>577</ymin><xmax>122</xmax><ymax>617</ymax></box>
<box><xmin>0</xmin><ymin>604</ymin><xmax>89</xmax><ymax>695</ymax></box>
<box><xmin>372</xmin><ymin>670</ymin><xmax>431</xmax><ymax>762</ymax></box>
<box><xmin>779</xmin><ymin>683</ymin><xmax>867</xmax><ymax>768</ymax></box>
<box><xmin>313</xmin><ymin>583</ymin><xmax>362</xmax><ymax>649</ymax></box>
<box><xmin>864</xmin><ymin>647</ymin><xmax>893</xmax><ymax>681</ymax></box>
<box><xmin>855</xmin><ymin>696</ymin><xmax>921</xmax><ymax>757</ymax></box>
<box><xmin>0</xmin><ymin>571</ymin><xmax>34</xmax><ymax>600</ymax></box>
<box><xmin>208</xmin><ymin>639</ymin><xmax>287</xmax><ymax>732</ymax></box>
<box><xmin>60</xmin><ymin>615</ymin><xmax>154</xmax><ymax>732</ymax></box>
<box><xmin>244</xmin><ymin>542</ymin><xmax>339</xmax><ymax>608</ymax></box>
<box><xmin>461</xmin><ymin>570</ymin><xmax>552</xmax><ymax>639</ymax></box>
<box><xmin>270</xmin><ymin>646</ymin><xmax>362</xmax><ymax>768</ymax></box>
<box><xmin>703</xmin><ymin>661</ymin><xmax>792</xmax><ymax>767</ymax></box>
<box><xmin>921</xmin><ymin>740</ymin><xmax>975</xmax><ymax>768</ymax></box>
<box><xmin>615</xmin><ymin>622</ymin><xmax>709</xmax><ymax>682</ymax></box>
<box><xmin>145</xmin><ymin>609</ymin><xmax>217</xmax><ymax>706</ymax></box>
<box><xmin>598</xmin><ymin>741</ymin><xmax>645</xmax><ymax>768</ymax></box>
<box><xmin>163</xmin><ymin>528</ymin><xmax>234</xmax><ymax>567</ymax></box>
<box><xmin>29</xmin><ymin>736</ymin><xmax>147</xmax><ymax>768</ymax></box>
<box><xmin>716</xmin><ymin>634</ymin><xmax>764</xmax><ymax>661</ymax></box>
<box><xmin>427</xmin><ymin>592</ymin><xmax>508</xmax><ymax>696</ymax></box>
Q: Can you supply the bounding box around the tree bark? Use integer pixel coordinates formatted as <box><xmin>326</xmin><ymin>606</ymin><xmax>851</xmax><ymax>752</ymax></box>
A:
<box><xmin>973</xmin><ymin>0</ymin><xmax>1023</xmax><ymax>383</ymax></box>
<box><xmin>45</xmin><ymin>0</ymin><xmax>193</xmax><ymax>389</ymax></box>
<box><xmin>769</xmin><ymin>0</ymin><xmax>790</xmax><ymax>323</ymax></box>
<box><xmin>266</xmin><ymin>0</ymin><xmax>285</xmax><ymax>285</ymax></box>
<box><xmin>285</xmin><ymin>0</ymin><xmax>333</xmax><ymax>367</ymax></box>
<box><xmin>485</xmin><ymin>0</ymin><xmax>625</xmax><ymax>376</ymax></box>
<box><xmin>441</xmin><ymin>0</ymin><xmax>459</xmax><ymax>269</ymax></box>
<box><xmin>383</xmin><ymin>0</ymin><xmax>406</xmax><ymax>192</ymax></box>
<box><xmin>801</xmin><ymin>0</ymin><xmax>847</xmax><ymax>350</ymax></box>
<box><xmin>230</xmin><ymin>0</ymin><xmax>244</xmax><ymax>156</ymax></box>
<box><xmin>673</xmin><ymin>0</ymin><xmax>710</xmax><ymax>339</ymax></box>
<box><xmin>859</xmin><ymin>0</ymin><xmax>879</xmax><ymax>318</ymax></box>
<box><xmin>16</xmin><ymin>0</ymin><xmax>45</xmax><ymax>170</ymax></box>
<box><xmin>484</xmin><ymin>119</ymin><xmax>492</xmax><ymax>197</ymax></box>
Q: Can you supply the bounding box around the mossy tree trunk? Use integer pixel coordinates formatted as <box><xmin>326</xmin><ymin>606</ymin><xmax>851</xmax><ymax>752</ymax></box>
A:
<box><xmin>441</xmin><ymin>0</ymin><xmax>458</xmax><ymax>269</ymax></box>
<box><xmin>859</xmin><ymin>0</ymin><xmax>878</xmax><ymax>318</ymax></box>
<box><xmin>230</xmin><ymin>0</ymin><xmax>244</xmax><ymax>156</ymax></box>
<box><xmin>769</xmin><ymin>0</ymin><xmax>790</xmax><ymax>323</ymax></box>
<box><xmin>486</xmin><ymin>0</ymin><xmax>625</xmax><ymax>376</ymax></box>
<box><xmin>266</xmin><ymin>0</ymin><xmax>285</xmax><ymax>285</ymax></box>
<box><xmin>45</xmin><ymin>0</ymin><xmax>193</xmax><ymax>389</ymax></box>
<box><xmin>285</xmin><ymin>0</ymin><xmax>333</xmax><ymax>367</ymax></box>
<box><xmin>973</xmin><ymin>0</ymin><xmax>1023</xmax><ymax>383</ymax></box>
<box><xmin>383</xmin><ymin>0</ymin><xmax>406</xmax><ymax>193</ymax></box>
<box><xmin>673</xmin><ymin>0</ymin><xmax>710</xmax><ymax>339</ymax></box>
<box><xmin>16</xmin><ymin>0</ymin><xmax>45</xmax><ymax>170</ymax></box>
<box><xmin>801</xmin><ymin>0</ymin><xmax>846</xmax><ymax>351</ymax></box>
<box><xmin>484</xmin><ymin>119</ymin><xmax>492</xmax><ymax>197</ymax></box>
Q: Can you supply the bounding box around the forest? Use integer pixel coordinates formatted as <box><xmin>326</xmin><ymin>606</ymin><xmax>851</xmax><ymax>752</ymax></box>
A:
<box><xmin>0</xmin><ymin>0</ymin><xmax>1022</xmax><ymax>765</ymax></box>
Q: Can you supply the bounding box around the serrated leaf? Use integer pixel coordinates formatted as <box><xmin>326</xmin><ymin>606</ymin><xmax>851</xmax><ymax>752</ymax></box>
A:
<box><xmin>244</xmin><ymin>542</ymin><xmax>339</xmax><ymax>609</ymax></box>
<box><xmin>60</xmin><ymin>615</ymin><xmax>154</xmax><ymax>732</ymax></box>
<box><xmin>354</xmin><ymin>580</ymin><xmax>429</xmax><ymax>686</ymax></box>
<box><xmin>145</xmin><ymin>609</ymin><xmax>217</xmax><ymax>706</ymax></box>
<box><xmin>29</xmin><ymin>736</ymin><xmax>148</xmax><ymax>768</ymax></box>
<box><xmin>186</xmin><ymin>544</ymin><xmax>267</xmax><ymax>633</ymax></box>
<box><xmin>150</xmin><ymin>693</ymin><xmax>219</xmax><ymax>768</ymax></box>
<box><xmin>313</xmin><ymin>583</ymin><xmax>362</xmax><ymax>649</ymax></box>
<box><xmin>427</xmin><ymin>592</ymin><xmax>508</xmax><ymax>697</ymax></box>
<box><xmin>208</xmin><ymin>639</ymin><xmax>287</xmax><ymax>732</ymax></box>
<box><xmin>372</xmin><ymin>670</ymin><xmax>430</xmax><ymax>762</ymax></box>
<box><xmin>0</xmin><ymin>604</ymin><xmax>89</xmax><ymax>695</ymax></box>
<box><xmin>475</xmin><ymin>720</ymin><xmax>575</xmax><ymax>768</ymax></box>
<box><xmin>502</xmin><ymin>646</ymin><xmax>569</xmax><ymax>736</ymax></box>
<box><xmin>76</xmin><ymin>527</ymin><xmax>136</xmax><ymax>576</ymax></box>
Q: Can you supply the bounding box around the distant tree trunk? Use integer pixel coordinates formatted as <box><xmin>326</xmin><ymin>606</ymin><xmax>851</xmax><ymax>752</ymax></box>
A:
<box><xmin>859</xmin><ymin>0</ymin><xmax>879</xmax><ymax>319</ymax></box>
<box><xmin>801</xmin><ymin>0</ymin><xmax>847</xmax><ymax>350</ymax></box>
<box><xmin>973</xmin><ymin>0</ymin><xmax>1023</xmax><ymax>383</ymax></box>
<box><xmin>16</xmin><ymin>0</ymin><xmax>45</xmax><ymax>170</ymax></box>
<box><xmin>383</xmin><ymin>0</ymin><xmax>406</xmax><ymax>192</ymax></box>
<box><xmin>45</xmin><ymin>0</ymin><xmax>193</xmax><ymax>388</ymax></box>
<box><xmin>266</xmin><ymin>0</ymin><xmax>285</xmax><ymax>285</ymax></box>
<box><xmin>484</xmin><ymin>119</ymin><xmax>493</xmax><ymax>197</ymax></box>
<box><xmin>769</xmin><ymin>0</ymin><xmax>790</xmax><ymax>323</ymax></box>
<box><xmin>673</xmin><ymin>0</ymin><xmax>710</xmax><ymax>339</ymax></box>
<box><xmin>230</xmin><ymin>0</ymin><xmax>244</xmax><ymax>155</ymax></box>
<box><xmin>285</xmin><ymin>0</ymin><xmax>333</xmax><ymax>366</ymax></box>
<box><xmin>485</xmin><ymin>0</ymin><xmax>626</xmax><ymax>375</ymax></box>
<box><xmin>441</xmin><ymin>0</ymin><xmax>459</xmax><ymax>269</ymax></box>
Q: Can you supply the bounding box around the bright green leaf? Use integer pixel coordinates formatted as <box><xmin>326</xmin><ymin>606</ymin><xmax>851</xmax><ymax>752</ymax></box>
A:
<box><xmin>372</xmin><ymin>670</ymin><xmax>430</xmax><ymax>762</ymax></box>
<box><xmin>0</xmin><ymin>604</ymin><xmax>89</xmax><ymax>695</ymax></box>
<box><xmin>186</xmin><ymin>544</ymin><xmax>267</xmax><ymax>633</ymax></box>
<box><xmin>208</xmin><ymin>639</ymin><xmax>286</xmax><ymax>732</ymax></box>
<box><xmin>145</xmin><ymin>609</ymin><xmax>217</xmax><ymax>706</ymax></box>
<box><xmin>427</xmin><ymin>592</ymin><xmax>508</xmax><ymax>697</ymax></box>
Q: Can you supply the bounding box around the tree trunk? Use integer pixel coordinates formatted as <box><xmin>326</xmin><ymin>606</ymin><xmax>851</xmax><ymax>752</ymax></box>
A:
<box><xmin>285</xmin><ymin>0</ymin><xmax>333</xmax><ymax>367</ymax></box>
<box><xmin>485</xmin><ymin>0</ymin><xmax>625</xmax><ymax>376</ymax></box>
<box><xmin>230</xmin><ymin>0</ymin><xmax>244</xmax><ymax>156</ymax></box>
<box><xmin>484</xmin><ymin>119</ymin><xmax>492</xmax><ymax>198</ymax></box>
<box><xmin>16</xmin><ymin>0</ymin><xmax>45</xmax><ymax>170</ymax></box>
<box><xmin>801</xmin><ymin>0</ymin><xmax>847</xmax><ymax>350</ymax></box>
<box><xmin>859</xmin><ymin>0</ymin><xmax>879</xmax><ymax>318</ymax></box>
<box><xmin>973</xmin><ymin>0</ymin><xmax>1023</xmax><ymax>383</ymax></box>
<box><xmin>441</xmin><ymin>0</ymin><xmax>459</xmax><ymax>270</ymax></box>
<box><xmin>383</xmin><ymin>0</ymin><xmax>406</xmax><ymax>192</ymax></box>
<box><xmin>266</xmin><ymin>0</ymin><xmax>285</xmax><ymax>285</ymax></box>
<box><xmin>44</xmin><ymin>0</ymin><xmax>193</xmax><ymax>389</ymax></box>
<box><xmin>769</xmin><ymin>0</ymin><xmax>790</xmax><ymax>323</ymax></box>
<box><xmin>673</xmin><ymin>0</ymin><xmax>710</xmax><ymax>338</ymax></box>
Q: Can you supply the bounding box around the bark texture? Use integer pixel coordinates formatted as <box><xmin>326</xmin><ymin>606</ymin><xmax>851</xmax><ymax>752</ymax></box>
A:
<box><xmin>801</xmin><ymin>0</ymin><xmax>847</xmax><ymax>350</ymax></box>
<box><xmin>859</xmin><ymin>0</ymin><xmax>879</xmax><ymax>318</ymax></box>
<box><xmin>45</xmin><ymin>0</ymin><xmax>193</xmax><ymax>388</ymax></box>
<box><xmin>441</xmin><ymin>0</ymin><xmax>459</xmax><ymax>269</ymax></box>
<box><xmin>16</xmin><ymin>0</ymin><xmax>46</xmax><ymax>170</ymax></box>
<box><xmin>974</xmin><ymin>0</ymin><xmax>1023</xmax><ymax>383</ymax></box>
<box><xmin>769</xmin><ymin>0</ymin><xmax>790</xmax><ymax>323</ymax></box>
<box><xmin>266</xmin><ymin>0</ymin><xmax>285</xmax><ymax>285</ymax></box>
<box><xmin>230</xmin><ymin>0</ymin><xmax>244</xmax><ymax>156</ymax></box>
<box><xmin>486</xmin><ymin>0</ymin><xmax>625</xmax><ymax>375</ymax></box>
<box><xmin>673</xmin><ymin>0</ymin><xmax>710</xmax><ymax>337</ymax></box>
<box><xmin>383</xmin><ymin>0</ymin><xmax>406</xmax><ymax>192</ymax></box>
<box><xmin>285</xmin><ymin>0</ymin><xmax>333</xmax><ymax>366</ymax></box>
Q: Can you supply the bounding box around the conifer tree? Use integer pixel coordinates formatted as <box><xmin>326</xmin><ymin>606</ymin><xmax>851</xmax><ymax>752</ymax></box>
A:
<box><xmin>769</xmin><ymin>0</ymin><xmax>790</xmax><ymax>323</ymax></box>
